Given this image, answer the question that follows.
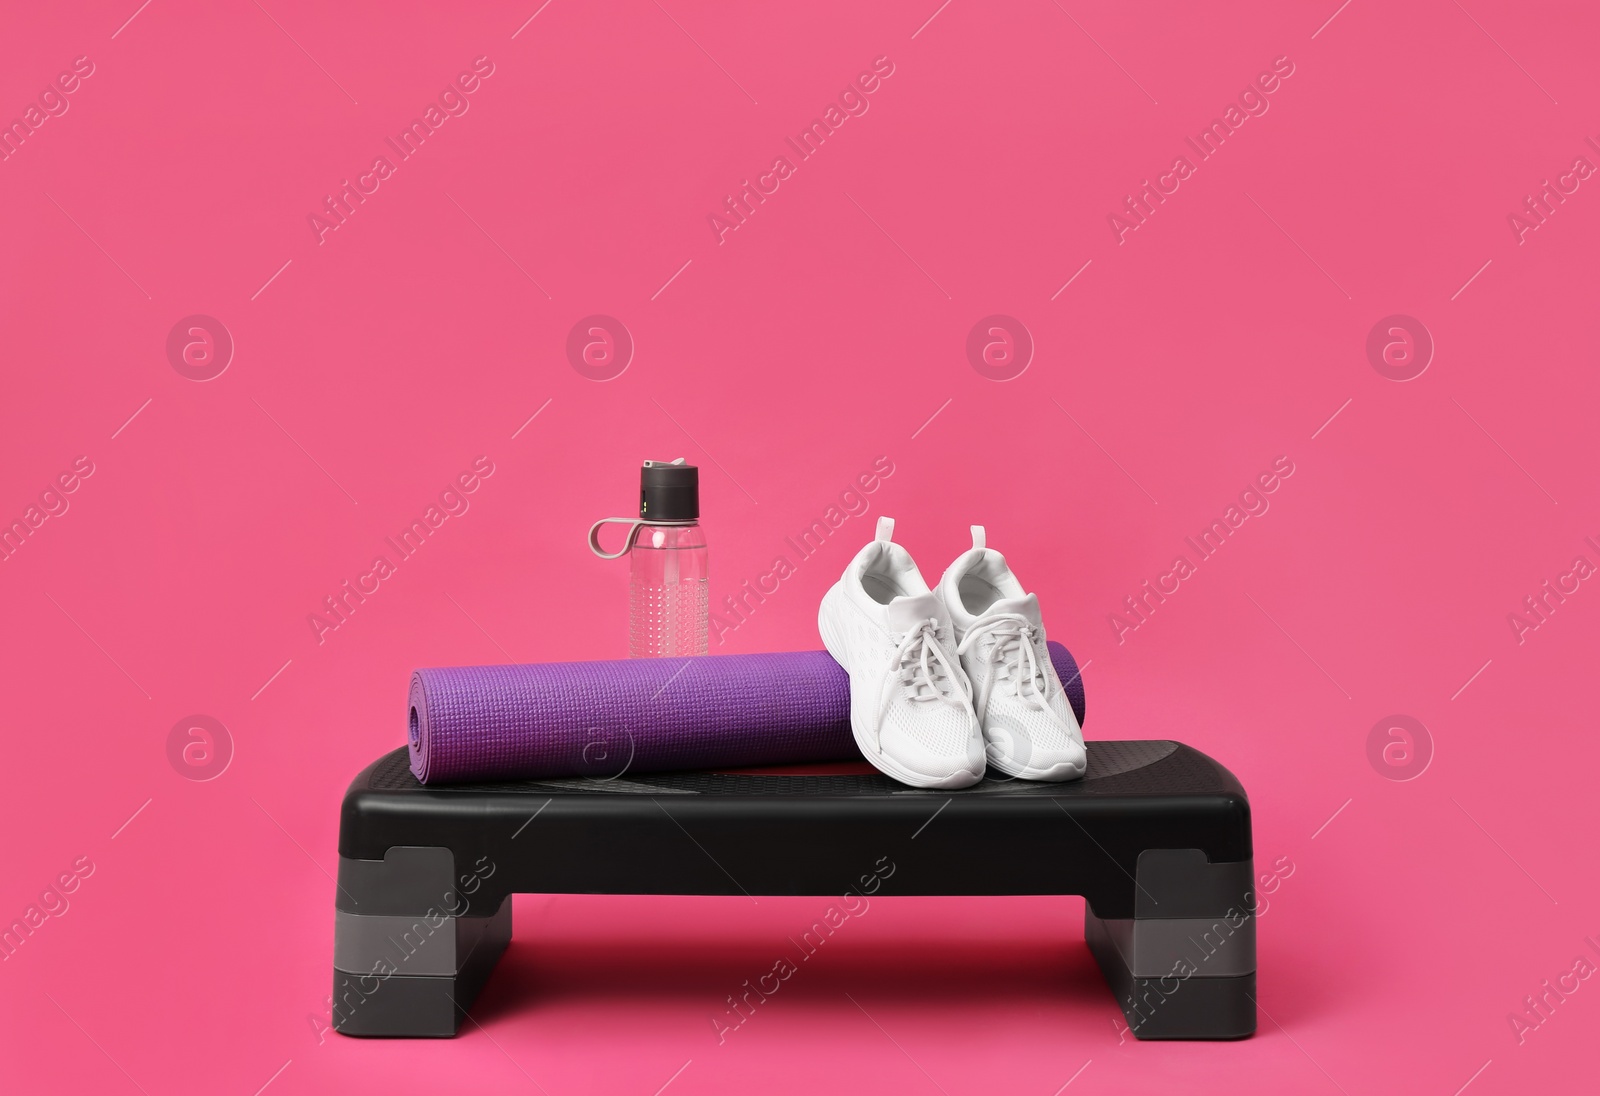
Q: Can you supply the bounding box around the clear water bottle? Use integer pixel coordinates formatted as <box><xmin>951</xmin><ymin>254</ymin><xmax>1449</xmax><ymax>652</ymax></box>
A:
<box><xmin>588</xmin><ymin>459</ymin><xmax>709</xmax><ymax>658</ymax></box>
<box><xmin>629</xmin><ymin>521</ymin><xmax>708</xmax><ymax>658</ymax></box>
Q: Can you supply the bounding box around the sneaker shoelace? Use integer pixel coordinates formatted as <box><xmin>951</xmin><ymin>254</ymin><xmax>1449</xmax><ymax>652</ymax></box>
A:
<box><xmin>956</xmin><ymin>614</ymin><xmax>1070</xmax><ymax>730</ymax></box>
<box><xmin>869</xmin><ymin>617</ymin><xmax>970</xmax><ymax>747</ymax></box>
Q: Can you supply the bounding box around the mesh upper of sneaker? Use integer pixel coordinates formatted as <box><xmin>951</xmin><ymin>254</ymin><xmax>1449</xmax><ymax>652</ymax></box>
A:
<box><xmin>964</xmin><ymin>630</ymin><xmax>1081</xmax><ymax>748</ymax></box>
<box><xmin>830</xmin><ymin>589</ymin><xmax>977</xmax><ymax>767</ymax></box>
<box><xmin>878</xmin><ymin>625</ymin><xmax>980</xmax><ymax>763</ymax></box>
<box><xmin>837</xmin><ymin>605</ymin><xmax>975</xmax><ymax>755</ymax></box>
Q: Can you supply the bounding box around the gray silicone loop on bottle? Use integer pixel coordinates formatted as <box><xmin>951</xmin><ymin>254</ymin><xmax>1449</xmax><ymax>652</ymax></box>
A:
<box><xmin>587</xmin><ymin>517</ymin><xmax>698</xmax><ymax>560</ymax></box>
<box><xmin>587</xmin><ymin>518</ymin><xmax>647</xmax><ymax>560</ymax></box>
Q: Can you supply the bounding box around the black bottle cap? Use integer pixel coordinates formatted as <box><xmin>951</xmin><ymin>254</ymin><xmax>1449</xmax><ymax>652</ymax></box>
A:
<box><xmin>640</xmin><ymin>459</ymin><xmax>698</xmax><ymax>521</ymax></box>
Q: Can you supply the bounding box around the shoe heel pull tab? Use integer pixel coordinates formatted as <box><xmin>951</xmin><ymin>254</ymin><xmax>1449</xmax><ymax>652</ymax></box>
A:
<box><xmin>876</xmin><ymin>516</ymin><xmax>895</xmax><ymax>543</ymax></box>
<box><xmin>971</xmin><ymin>525</ymin><xmax>986</xmax><ymax>550</ymax></box>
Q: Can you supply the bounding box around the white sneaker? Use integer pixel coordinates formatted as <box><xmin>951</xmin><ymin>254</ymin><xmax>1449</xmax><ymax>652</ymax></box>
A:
<box><xmin>818</xmin><ymin>517</ymin><xmax>985</xmax><ymax>789</ymax></box>
<box><xmin>937</xmin><ymin>526</ymin><xmax>1086</xmax><ymax>782</ymax></box>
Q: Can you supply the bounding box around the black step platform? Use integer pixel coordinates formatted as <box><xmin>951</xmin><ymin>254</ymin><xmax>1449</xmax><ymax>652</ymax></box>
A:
<box><xmin>333</xmin><ymin>741</ymin><xmax>1257</xmax><ymax>1040</ymax></box>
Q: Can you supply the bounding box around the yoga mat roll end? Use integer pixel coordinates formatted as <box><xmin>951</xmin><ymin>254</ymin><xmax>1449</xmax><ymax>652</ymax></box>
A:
<box><xmin>406</xmin><ymin>670</ymin><xmax>430</xmax><ymax>783</ymax></box>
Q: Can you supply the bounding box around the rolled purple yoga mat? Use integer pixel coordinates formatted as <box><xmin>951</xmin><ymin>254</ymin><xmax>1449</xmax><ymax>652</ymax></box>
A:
<box><xmin>408</xmin><ymin>642</ymin><xmax>1085</xmax><ymax>784</ymax></box>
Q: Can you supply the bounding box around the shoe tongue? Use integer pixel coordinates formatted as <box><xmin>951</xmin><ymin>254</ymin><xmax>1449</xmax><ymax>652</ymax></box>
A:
<box><xmin>986</xmin><ymin>593</ymin><xmax>1042</xmax><ymax>627</ymax></box>
<box><xmin>887</xmin><ymin>592</ymin><xmax>943</xmax><ymax>633</ymax></box>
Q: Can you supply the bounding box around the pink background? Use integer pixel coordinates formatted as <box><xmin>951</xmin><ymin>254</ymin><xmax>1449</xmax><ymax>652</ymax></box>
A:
<box><xmin>2</xmin><ymin>1</ymin><xmax>1596</xmax><ymax>1092</ymax></box>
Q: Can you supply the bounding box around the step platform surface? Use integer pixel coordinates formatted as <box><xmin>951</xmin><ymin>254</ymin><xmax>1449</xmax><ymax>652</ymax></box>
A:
<box><xmin>333</xmin><ymin>740</ymin><xmax>1256</xmax><ymax>1040</ymax></box>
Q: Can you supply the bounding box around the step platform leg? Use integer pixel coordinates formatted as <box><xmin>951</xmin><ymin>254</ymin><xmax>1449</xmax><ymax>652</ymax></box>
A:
<box><xmin>1084</xmin><ymin>850</ymin><xmax>1258</xmax><ymax>1040</ymax></box>
<box><xmin>332</xmin><ymin>847</ymin><xmax>512</xmax><ymax>1037</ymax></box>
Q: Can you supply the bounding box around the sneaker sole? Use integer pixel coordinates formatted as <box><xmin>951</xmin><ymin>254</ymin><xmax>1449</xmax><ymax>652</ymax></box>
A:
<box><xmin>819</xmin><ymin>584</ymin><xmax>984</xmax><ymax>791</ymax></box>
<box><xmin>985</xmin><ymin>748</ymin><xmax>1087</xmax><ymax>783</ymax></box>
